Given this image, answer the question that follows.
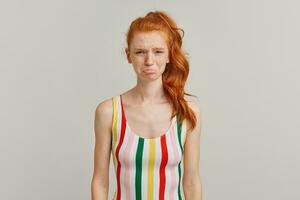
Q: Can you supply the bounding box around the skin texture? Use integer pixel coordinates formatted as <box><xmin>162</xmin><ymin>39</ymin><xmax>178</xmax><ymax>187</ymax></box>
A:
<box><xmin>91</xmin><ymin>31</ymin><xmax>202</xmax><ymax>200</ymax></box>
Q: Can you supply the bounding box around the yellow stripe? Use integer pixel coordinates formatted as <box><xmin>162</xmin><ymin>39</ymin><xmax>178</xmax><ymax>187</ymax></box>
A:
<box><xmin>147</xmin><ymin>139</ymin><xmax>156</xmax><ymax>200</ymax></box>
<box><xmin>112</xmin><ymin>96</ymin><xmax>118</xmax><ymax>168</ymax></box>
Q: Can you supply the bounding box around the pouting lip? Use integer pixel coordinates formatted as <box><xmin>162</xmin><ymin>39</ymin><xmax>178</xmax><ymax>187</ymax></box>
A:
<box><xmin>144</xmin><ymin>71</ymin><xmax>155</xmax><ymax>74</ymax></box>
<box><xmin>143</xmin><ymin>69</ymin><xmax>155</xmax><ymax>73</ymax></box>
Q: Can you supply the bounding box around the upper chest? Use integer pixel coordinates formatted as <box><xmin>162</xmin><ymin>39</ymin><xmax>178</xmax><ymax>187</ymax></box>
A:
<box><xmin>120</xmin><ymin>98</ymin><xmax>175</xmax><ymax>138</ymax></box>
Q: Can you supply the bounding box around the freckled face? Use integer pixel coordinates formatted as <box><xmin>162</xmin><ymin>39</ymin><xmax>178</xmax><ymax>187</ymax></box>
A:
<box><xmin>125</xmin><ymin>31</ymin><xmax>170</xmax><ymax>80</ymax></box>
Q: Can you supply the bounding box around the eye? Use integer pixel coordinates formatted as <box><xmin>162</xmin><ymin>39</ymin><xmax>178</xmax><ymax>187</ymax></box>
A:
<box><xmin>135</xmin><ymin>51</ymin><xmax>145</xmax><ymax>54</ymax></box>
<box><xmin>155</xmin><ymin>51</ymin><xmax>164</xmax><ymax>54</ymax></box>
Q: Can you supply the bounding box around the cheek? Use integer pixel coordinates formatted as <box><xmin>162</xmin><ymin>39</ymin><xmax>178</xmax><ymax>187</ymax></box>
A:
<box><xmin>158</xmin><ymin>56</ymin><xmax>169</xmax><ymax>65</ymax></box>
<box><xmin>132</xmin><ymin>63</ymin><xmax>143</xmax><ymax>73</ymax></box>
<box><xmin>162</xmin><ymin>53</ymin><xmax>169</xmax><ymax>62</ymax></box>
<box><xmin>131</xmin><ymin>56</ymin><xmax>143</xmax><ymax>64</ymax></box>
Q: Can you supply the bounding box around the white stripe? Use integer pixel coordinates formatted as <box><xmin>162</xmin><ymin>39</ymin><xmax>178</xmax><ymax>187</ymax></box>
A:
<box><xmin>119</xmin><ymin>122</ymin><xmax>131</xmax><ymax>199</ymax></box>
<box><xmin>141</xmin><ymin>140</ymin><xmax>149</xmax><ymax>199</ymax></box>
<box><xmin>154</xmin><ymin>138</ymin><xmax>162</xmax><ymax>200</ymax></box>
<box><xmin>129</xmin><ymin>135</ymin><xmax>139</xmax><ymax>200</ymax></box>
<box><xmin>171</xmin><ymin>121</ymin><xmax>181</xmax><ymax>199</ymax></box>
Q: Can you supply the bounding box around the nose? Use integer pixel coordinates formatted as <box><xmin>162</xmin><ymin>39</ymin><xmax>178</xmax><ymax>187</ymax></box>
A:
<box><xmin>145</xmin><ymin>52</ymin><xmax>154</xmax><ymax>66</ymax></box>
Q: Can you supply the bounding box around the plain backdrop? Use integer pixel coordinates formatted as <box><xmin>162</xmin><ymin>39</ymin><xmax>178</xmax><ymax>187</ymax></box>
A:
<box><xmin>0</xmin><ymin>0</ymin><xmax>299</xmax><ymax>199</ymax></box>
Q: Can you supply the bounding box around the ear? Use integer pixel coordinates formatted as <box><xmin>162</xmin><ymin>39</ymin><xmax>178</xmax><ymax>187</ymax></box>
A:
<box><xmin>125</xmin><ymin>48</ymin><xmax>132</xmax><ymax>64</ymax></box>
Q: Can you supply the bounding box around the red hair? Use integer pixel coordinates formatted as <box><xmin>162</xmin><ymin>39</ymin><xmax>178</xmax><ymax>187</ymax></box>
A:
<box><xmin>125</xmin><ymin>10</ymin><xmax>197</xmax><ymax>133</ymax></box>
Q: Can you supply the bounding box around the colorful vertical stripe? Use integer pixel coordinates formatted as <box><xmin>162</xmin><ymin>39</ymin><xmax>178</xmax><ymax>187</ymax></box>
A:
<box><xmin>177</xmin><ymin>116</ymin><xmax>183</xmax><ymax>200</ymax></box>
<box><xmin>159</xmin><ymin>135</ymin><xmax>168</xmax><ymax>199</ymax></box>
<box><xmin>135</xmin><ymin>138</ymin><xmax>144</xmax><ymax>199</ymax></box>
<box><xmin>111</xmin><ymin>96</ymin><xmax>118</xmax><ymax>170</ymax></box>
<box><xmin>147</xmin><ymin>139</ymin><xmax>155</xmax><ymax>199</ymax></box>
<box><xmin>111</xmin><ymin>95</ymin><xmax>187</xmax><ymax>200</ymax></box>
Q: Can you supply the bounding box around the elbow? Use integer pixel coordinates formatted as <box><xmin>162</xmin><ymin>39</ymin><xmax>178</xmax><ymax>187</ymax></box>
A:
<box><xmin>91</xmin><ymin>178</ymin><xmax>109</xmax><ymax>189</ymax></box>
<box><xmin>183</xmin><ymin>174</ymin><xmax>202</xmax><ymax>190</ymax></box>
<box><xmin>183</xmin><ymin>177</ymin><xmax>203</xmax><ymax>199</ymax></box>
<box><xmin>91</xmin><ymin>179</ymin><xmax>109</xmax><ymax>199</ymax></box>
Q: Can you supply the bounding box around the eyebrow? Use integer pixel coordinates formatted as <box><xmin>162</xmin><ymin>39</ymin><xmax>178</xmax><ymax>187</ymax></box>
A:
<box><xmin>134</xmin><ymin>48</ymin><xmax>165</xmax><ymax>51</ymax></box>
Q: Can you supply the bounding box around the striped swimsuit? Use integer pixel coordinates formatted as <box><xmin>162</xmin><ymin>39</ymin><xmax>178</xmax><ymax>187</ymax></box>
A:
<box><xmin>111</xmin><ymin>95</ymin><xmax>187</xmax><ymax>200</ymax></box>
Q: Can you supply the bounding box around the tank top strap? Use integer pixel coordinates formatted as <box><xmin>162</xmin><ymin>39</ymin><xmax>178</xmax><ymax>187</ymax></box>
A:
<box><xmin>111</xmin><ymin>95</ymin><xmax>122</xmax><ymax>169</ymax></box>
<box><xmin>111</xmin><ymin>95</ymin><xmax>123</xmax><ymax>147</ymax></box>
<box><xmin>181</xmin><ymin>118</ymin><xmax>188</xmax><ymax>146</ymax></box>
<box><xmin>175</xmin><ymin>114</ymin><xmax>188</xmax><ymax>152</ymax></box>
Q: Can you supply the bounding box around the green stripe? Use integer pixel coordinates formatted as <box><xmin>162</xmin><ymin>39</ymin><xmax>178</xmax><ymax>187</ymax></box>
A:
<box><xmin>177</xmin><ymin>114</ymin><xmax>183</xmax><ymax>153</ymax></box>
<box><xmin>135</xmin><ymin>138</ymin><xmax>144</xmax><ymax>200</ymax></box>
<box><xmin>178</xmin><ymin>164</ymin><xmax>182</xmax><ymax>200</ymax></box>
<box><xmin>177</xmin><ymin>114</ymin><xmax>183</xmax><ymax>200</ymax></box>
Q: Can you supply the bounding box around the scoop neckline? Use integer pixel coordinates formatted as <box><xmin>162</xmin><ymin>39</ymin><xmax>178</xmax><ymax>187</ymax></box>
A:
<box><xmin>119</xmin><ymin>94</ymin><xmax>177</xmax><ymax>140</ymax></box>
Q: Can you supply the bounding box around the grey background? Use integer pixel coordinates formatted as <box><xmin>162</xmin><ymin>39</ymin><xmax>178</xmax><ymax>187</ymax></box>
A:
<box><xmin>1</xmin><ymin>0</ymin><xmax>299</xmax><ymax>199</ymax></box>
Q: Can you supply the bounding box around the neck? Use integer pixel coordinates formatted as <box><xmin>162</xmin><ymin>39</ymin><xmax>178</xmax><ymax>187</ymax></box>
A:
<box><xmin>132</xmin><ymin>78</ymin><xmax>166</xmax><ymax>104</ymax></box>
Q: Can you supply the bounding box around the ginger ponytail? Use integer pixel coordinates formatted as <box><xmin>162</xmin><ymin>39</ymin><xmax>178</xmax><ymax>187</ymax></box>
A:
<box><xmin>126</xmin><ymin>10</ymin><xmax>197</xmax><ymax>133</ymax></box>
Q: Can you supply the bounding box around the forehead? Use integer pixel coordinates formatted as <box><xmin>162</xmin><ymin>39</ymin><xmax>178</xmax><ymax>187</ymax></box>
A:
<box><xmin>130</xmin><ymin>31</ymin><xmax>168</xmax><ymax>49</ymax></box>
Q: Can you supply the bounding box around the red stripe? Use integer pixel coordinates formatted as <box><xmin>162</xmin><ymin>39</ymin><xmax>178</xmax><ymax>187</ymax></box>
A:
<box><xmin>115</xmin><ymin>96</ymin><xmax>126</xmax><ymax>200</ymax></box>
<box><xmin>159</xmin><ymin>135</ymin><xmax>168</xmax><ymax>200</ymax></box>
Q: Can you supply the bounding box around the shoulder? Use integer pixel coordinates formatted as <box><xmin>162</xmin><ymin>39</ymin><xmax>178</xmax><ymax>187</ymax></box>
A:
<box><xmin>184</xmin><ymin>94</ymin><xmax>202</xmax><ymax>135</ymax></box>
<box><xmin>184</xmin><ymin>95</ymin><xmax>201</xmax><ymax>116</ymax></box>
<box><xmin>94</xmin><ymin>96</ymin><xmax>114</xmax><ymax>130</ymax></box>
<box><xmin>95</xmin><ymin>96</ymin><xmax>114</xmax><ymax>117</ymax></box>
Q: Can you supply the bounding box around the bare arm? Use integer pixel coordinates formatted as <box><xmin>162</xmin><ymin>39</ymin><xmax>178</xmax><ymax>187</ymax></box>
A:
<box><xmin>183</xmin><ymin>97</ymin><xmax>203</xmax><ymax>200</ymax></box>
<box><xmin>91</xmin><ymin>99</ymin><xmax>113</xmax><ymax>200</ymax></box>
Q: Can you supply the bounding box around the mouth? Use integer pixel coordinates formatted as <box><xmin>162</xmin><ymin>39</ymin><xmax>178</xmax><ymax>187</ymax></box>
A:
<box><xmin>143</xmin><ymin>69</ymin><xmax>155</xmax><ymax>74</ymax></box>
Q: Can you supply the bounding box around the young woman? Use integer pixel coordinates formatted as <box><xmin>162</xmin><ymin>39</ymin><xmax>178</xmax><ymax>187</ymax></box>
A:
<box><xmin>91</xmin><ymin>10</ymin><xmax>202</xmax><ymax>200</ymax></box>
